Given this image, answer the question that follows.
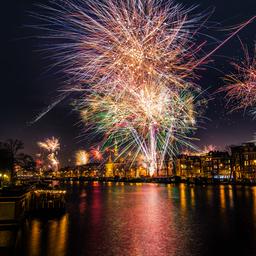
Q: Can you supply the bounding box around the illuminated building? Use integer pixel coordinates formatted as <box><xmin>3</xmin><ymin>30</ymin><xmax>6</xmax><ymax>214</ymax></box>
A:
<box><xmin>201</xmin><ymin>151</ymin><xmax>231</xmax><ymax>179</ymax></box>
<box><xmin>40</xmin><ymin>142</ymin><xmax>256</xmax><ymax>181</ymax></box>
<box><xmin>175</xmin><ymin>151</ymin><xmax>231</xmax><ymax>179</ymax></box>
<box><xmin>231</xmin><ymin>143</ymin><xmax>256</xmax><ymax>180</ymax></box>
<box><xmin>176</xmin><ymin>155</ymin><xmax>202</xmax><ymax>178</ymax></box>
<box><xmin>105</xmin><ymin>156</ymin><xmax>114</xmax><ymax>177</ymax></box>
<box><xmin>76</xmin><ymin>163</ymin><xmax>102</xmax><ymax>177</ymax></box>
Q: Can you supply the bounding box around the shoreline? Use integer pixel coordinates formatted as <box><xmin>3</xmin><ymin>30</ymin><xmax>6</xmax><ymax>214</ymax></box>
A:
<box><xmin>40</xmin><ymin>176</ymin><xmax>256</xmax><ymax>187</ymax></box>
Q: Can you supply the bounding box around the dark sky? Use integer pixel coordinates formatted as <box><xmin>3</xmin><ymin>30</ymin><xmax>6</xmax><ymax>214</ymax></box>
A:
<box><xmin>0</xmin><ymin>0</ymin><xmax>255</xmax><ymax>164</ymax></box>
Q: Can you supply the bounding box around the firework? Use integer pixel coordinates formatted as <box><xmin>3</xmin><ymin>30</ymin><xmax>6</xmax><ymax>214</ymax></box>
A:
<box><xmin>182</xmin><ymin>144</ymin><xmax>217</xmax><ymax>156</ymax></box>
<box><xmin>75</xmin><ymin>150</ymin><xmax>89</xmax><ymax>166</ymax></box>
<box><xmin>81</xmin><ymin>86</ymin><xmax>202</xmax><ymax>175</ymax></box>
<box><xmin>38</xmin><ymin>137</ymin><xmax>60</xmax><ymax>170</ymax></box>
<box><xmin>201</xmin><ymin>144</ymin><xmax>217</xmax><ymax>154</ymax></box>
<box><xmin>38</xmin><ymin>136</ymin><xmax>60</xmax><ymax>152</ymax></box>
<box><xmin>221</xmin><ymin>45</ymin><xmax>256</xmax><ymax>116</ymax></box>
<box><xmin>35</xmin><ymin>0</ymin><xmax>255</xmax><ymax>176</ymax></box>
<box><xmin>37</xmin><ymin>0</ymin><xmax>206</xmax><ymax>176</ymax></box>
<box><xmin>48</xmin><ymin>153</ymin><xmax>59</xmax><ymax>168</ymax></box>
<box><xmin>36</xmin><ymin>0</ymin><xmax>205</xmax><ymax>87</ymax></box>
<box><xmin>46</xmin><ymin>0</ymin><xmax>206</xmax><ymax>176</ymax></box>
<box><xmin>90</xmin><ymin>146</ymin><xmax>103</xmax><ymax>161</ymax></box>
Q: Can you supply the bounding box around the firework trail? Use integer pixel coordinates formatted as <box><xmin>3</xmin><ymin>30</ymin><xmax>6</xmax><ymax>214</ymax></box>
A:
<box><xmin>34</xmin><ymin>0</ymin><xmax>255</xmax><ymax>176</ymax></box>
<box><xmin>30</xmin><ymin>93</ymin><xmax>68</xmax><ymax>124</ymax></box>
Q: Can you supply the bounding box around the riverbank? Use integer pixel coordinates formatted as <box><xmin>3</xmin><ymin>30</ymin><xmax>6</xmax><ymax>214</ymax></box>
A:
<box><xmin>0</xmin><ymin>186</ymin><xmax>66</xmax><ymax>228</ymax></box>
<box><xmin>46</xmin><ymin>176</ymin><xmax>256</xmax><ymax>186</ymax></box>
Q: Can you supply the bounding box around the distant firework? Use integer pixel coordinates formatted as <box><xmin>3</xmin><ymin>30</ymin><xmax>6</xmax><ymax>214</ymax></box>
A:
<box><xmin>90</xmin><ymin>147</ymin><xmax>103</xmax><ymax>161</ymax></box>
<box><xmin>48</xmin><ymin>153</ymin><xmax>59</xmax><ymax>168</ymax></box>
<box><xmin>38</xmin><ymin>137</ymin><xmax>60</xmax><ymax>170</ymax></box>
<box><xmin>182</xmin><ymin>144</ymin><xmax>217</xmax><ymax>156</ymax></box>
<box><xmin>38</xmin><ymin>136</ymin><xmax>60</xmax><ymax>153</ymax></box>
<box><xmin>221</xmin><ymin>45</ymin><xmax>256</xmax><ymax>116</ymax></box>
<box><xmin>75</xmin><ymin>150</ymin><xmax>89</xmax><ymax>166</ymax></box>
<box><xmin>35</xmin><ymin>0</ymin><xmax>255</xmax><ymax>176</ymax></box>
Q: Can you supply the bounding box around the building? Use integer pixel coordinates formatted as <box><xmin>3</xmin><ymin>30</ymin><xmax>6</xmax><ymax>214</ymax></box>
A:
<box><xmin>175</xmin><ymin>155</ymin><xmax>202</xmax><ymax>178</ymax></box>
<box><xmin>57</xmin><ymin>142</ymin><xmax>256</xmax><ymax>180</ymax></box>
<box><xmin>201</xmin><ymin>151</ymin><xmax>231</xmax><ymax>179</ymax></box>
<box><xmin>175</xmin><ymin>151</ymin><xmax>231</xmax><ymax>179</ymax></box>
<box><xmin>231</xmin><ymin>143</ymin><xmax>256</xmax><ymax>180</ymax></box>
<box><xmin>104</xmin><ymin>156</ymin><xmax>147</xmax><ymax>178</ymax></box>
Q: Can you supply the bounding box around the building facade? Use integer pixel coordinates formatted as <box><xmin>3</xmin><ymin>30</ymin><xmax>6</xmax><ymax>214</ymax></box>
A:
<box><xmin>231</xmin><ymin>143</ymin><xmax>256</xmax><ymax>180</ymax></box>
<box><xmin>56</xmin><ymin>142</ymin><xmax>256</xmax><ymax>180</ymax></box>
<box><xmin>175</xmin><ymin>151</ymin><xmax>231</xmax><ymax>179</ymax></box>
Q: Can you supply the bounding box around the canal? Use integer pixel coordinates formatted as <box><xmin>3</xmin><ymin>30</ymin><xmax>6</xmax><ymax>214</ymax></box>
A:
<box><xmin>6</xmin><ymin>182</ymin><xmax>256</xmax><ymax>255</ymax></box>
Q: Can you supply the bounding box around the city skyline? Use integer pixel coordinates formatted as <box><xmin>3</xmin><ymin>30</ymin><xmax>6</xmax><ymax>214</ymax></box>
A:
<box><xmin>0</xmin><ymin>0</ymin><xmax>255</xmax><ymax>166</ymax></box>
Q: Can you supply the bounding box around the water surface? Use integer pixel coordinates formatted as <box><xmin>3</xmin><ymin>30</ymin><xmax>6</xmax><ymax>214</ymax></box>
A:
<box><xmin>11</xmin><ymin>183</ymin><xmax>256</xmax><ymax>255</ymax></box>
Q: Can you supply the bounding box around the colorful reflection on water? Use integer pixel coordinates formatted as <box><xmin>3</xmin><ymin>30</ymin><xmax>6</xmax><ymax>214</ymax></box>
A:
<box><xmin>2</xmin><ymin>183</ymin><xmax>256</xmax><ymax>256</ymax></box>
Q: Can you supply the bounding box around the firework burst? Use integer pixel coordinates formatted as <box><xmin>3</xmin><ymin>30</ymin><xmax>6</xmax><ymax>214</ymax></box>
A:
<box><xmin>38</xmin><ymin>137</ymin><xmax>60</xmax><ymax>170</ymax></box>
<box><xmin>90</xmin><ymin>146</ymin><xmax>103</xmax><ymax>161</ymax></box>
<box><xmin>37</xmin><ymin>0</ymin><xmax>208</xmax><ymax>175</ymax></box>
<box><xmin>75</xmin><ymin>150</ymin><xmax>89</xmax><ymax>166</ymax></box>
<box><xmin>34</xmin><ymin>0</ymin><xmax>255</xmax><ymax>176</ymax></box>
<box><xmin>36</xmin><ymin>0</ymin><xmax>206</xmax><ymax>88</ymax></box>
<box><xmin>38</xmin><ymin>136</ymin><xmax>60</xmax><ymax>152</ymax></box>
<box><xmin>221</xmin><ymin>45</ymin><xmax>256</xmax><ymax>116</ymax></box>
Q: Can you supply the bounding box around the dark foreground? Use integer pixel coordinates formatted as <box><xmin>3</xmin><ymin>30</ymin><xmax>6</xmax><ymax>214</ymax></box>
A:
<box><xmin>2</xmin><ymin>182</ymin><xmax>256</xmax><ymax>256</ymax></box>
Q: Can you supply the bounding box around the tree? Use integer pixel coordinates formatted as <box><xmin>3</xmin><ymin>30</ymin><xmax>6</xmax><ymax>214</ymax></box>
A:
<box><xmin>0</xmin><ymin>145</ymin><xmax>12</xmax><ymax>170</ymax></box>
<box><xmin>18</xmin><ymin>154</ymin><xmax>36</xmax><ymax>172</ymax></box>
<box><xmin>0</xmin><ymin>139</ymin><xmax>25</xmax><ymax>183</ymax></box>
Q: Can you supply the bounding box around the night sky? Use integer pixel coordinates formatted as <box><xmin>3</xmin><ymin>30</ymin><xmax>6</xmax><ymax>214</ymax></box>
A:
<box><xmin>0</xmin><ymin>0</ymin><xmax>255</xmax><ymax>165</ymax></box>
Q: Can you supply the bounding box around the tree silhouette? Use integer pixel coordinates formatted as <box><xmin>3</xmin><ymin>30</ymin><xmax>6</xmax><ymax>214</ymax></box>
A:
<box><xmin>18</xmin><ymin>153</ymin><xmax>36</xmax><ymax>172</ymax></box>
<box><xmin>0</xmin><ymin>139</ymin><xmax>35</xmax><ymax>183</ymax></box>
